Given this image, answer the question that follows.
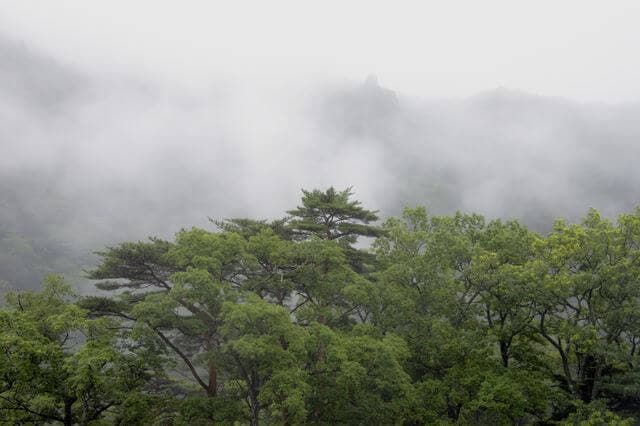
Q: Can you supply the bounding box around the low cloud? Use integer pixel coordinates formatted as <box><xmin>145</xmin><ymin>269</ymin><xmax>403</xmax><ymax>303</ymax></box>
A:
<box><xmin>2</xmin><ymin>36</ymin><xmax>640</xmax><ymax>288</ymax></box>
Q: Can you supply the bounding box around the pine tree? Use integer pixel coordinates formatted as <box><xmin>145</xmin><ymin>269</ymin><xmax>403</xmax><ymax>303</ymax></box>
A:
<box><xmin>287</xmin><ymin>187</ymin><xmax>383</xmax><ymax>243</ymax></box>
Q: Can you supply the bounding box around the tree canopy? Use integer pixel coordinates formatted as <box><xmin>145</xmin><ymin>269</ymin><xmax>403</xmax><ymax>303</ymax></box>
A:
<box><xmin>2</xmin><ymin>188</ymin><xmax>640</xmax><ymax>424</ymax></box>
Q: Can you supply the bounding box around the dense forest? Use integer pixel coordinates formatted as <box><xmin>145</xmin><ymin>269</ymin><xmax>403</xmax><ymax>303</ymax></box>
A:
<box><xmin>2</xmin><ymin>187</ymin><xmax>640</xmax><ymax>425</ymax></box>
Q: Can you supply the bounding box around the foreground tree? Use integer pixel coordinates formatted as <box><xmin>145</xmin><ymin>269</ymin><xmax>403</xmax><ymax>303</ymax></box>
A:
<box><xmin>6</xmin><ymin>188</ymin><xmax>640</xmax><ymax>423</ymax></box>
<box><xmin>534</xmin><ymin>209</ymin><xmax>640</xmax><ymax>407</ymax></box>
<box><xmin>374</xmin><ymin>208</ymin><xmax>554</xmax><ymax>423</ymax></box>
<box><xmin>85</xmin><ymin>230</ymin><xmax>242</xmax><ymax>400</ymax></box>
<box><xmin>220</xmin><ymin>296</ymin><xmax>309</xmax><ymax>425</ymax></box>
<box><xmin>0</xmin><ymin>276</ymin><xmax>152</xmax><ymax>424</ymax></box>
<box><xmin>287</xmin><ymin>187</ymin><xmax>384</xmax><ymax>273</ymax></box>
<box><xmin>287</xmin><ymin>187</ymin><xmax>383</xmax><ymax>243</ymax></box>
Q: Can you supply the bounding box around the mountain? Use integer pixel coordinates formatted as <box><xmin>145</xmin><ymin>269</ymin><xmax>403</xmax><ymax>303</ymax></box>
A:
<box><xmin>2</xmin><ymin>36</ymin><xmax>640</xmax><ymax>289</ymax></box>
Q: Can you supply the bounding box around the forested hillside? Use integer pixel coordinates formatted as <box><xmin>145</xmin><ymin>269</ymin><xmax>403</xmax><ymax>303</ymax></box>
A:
<box><xmin>2</xmin><ymin>188</ymin><xmax>640</xmax><ymax>424</ymax></box>
<box><xmin>3</xmin><ymin>36</ymin><xmax>640</xmax><ymax>290</ymax></box>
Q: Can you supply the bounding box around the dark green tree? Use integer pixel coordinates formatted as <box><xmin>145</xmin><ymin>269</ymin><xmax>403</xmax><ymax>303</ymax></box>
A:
<box><xmin>287</xmin><ymin>187</ymin><xmax>382</xmax><ymax>242</ymax></box>
<box><xmin>287</xmin><ymin>187</ymin><xmax>384</xmax><ymax>272</ymax></box>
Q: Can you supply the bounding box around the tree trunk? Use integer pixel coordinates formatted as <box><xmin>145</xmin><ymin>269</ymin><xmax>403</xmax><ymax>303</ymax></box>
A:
<box><xmin>207</xmin><ymin>361</ymin><xmax>217</xmax><ymax>397</ymax></box>
<box><xmin>249</xmin><ymin>389</ymin><xmax>260</xmax><ymax>426</ymax></box>
<box><xmin>282</xmin><ymin>406</ymin><xmax>290</xmax><ymax>425</ymax></box>
<box><xmin>63</xmin><ymin>398</ymin><xmax>74</xmax><ymax>426</ymax></box>
<box><xmin>578</xmin><ymin>354</ymin><xmax>601</xmax><ymax>403</ymax></box>
<box><xmin>500</xmin><ymin>340</ymin><xmax>510</xmax><ymax>368</ymax></box>
<box><xmin>559</xmin><ymin>347</ymin><xmax>576</xmax><ymax>397</ymax></box>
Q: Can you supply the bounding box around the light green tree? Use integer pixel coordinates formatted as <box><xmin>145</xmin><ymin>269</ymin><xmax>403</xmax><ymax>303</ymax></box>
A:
<box><xmin>0</xmin><ymin>276</ymin><xmax>152</xmax><ymax>425</ymax></box>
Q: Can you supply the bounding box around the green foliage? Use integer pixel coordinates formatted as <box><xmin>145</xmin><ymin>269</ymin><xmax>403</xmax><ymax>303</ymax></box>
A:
<box><xmin>0</xmin><ymin>275</ymin><xmax>153</xmax><ymax>424</ymax></box>
<box><xmin>287</xmin><ymin>186</ymin><xmax>384</xmax><ymax>273</ymax></box>
<box><xmin>287</xmin><ymin>186</ymin><xmax>383</xmax><ymax>243</ymax></box>
<box><xmin>221</xmin><ymin>295</ymin><xmax>309</xmax><ymax>424</ymax></box>
<box><xmin>562</xmin><ymin>400</ymin><xmax>634</xmax><ymax>425</ymax></box>
<box><xmin>5</xmin><ymin>188</ymin><xmax>640</xmax><ymax>424</ymax></box>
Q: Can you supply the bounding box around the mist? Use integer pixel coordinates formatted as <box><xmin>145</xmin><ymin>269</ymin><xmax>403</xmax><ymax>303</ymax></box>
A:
<box><xmin>2</xmin><ymin>27</ymin><xmax>640</xmax><ymax>289</ymax></box>
<box><xmin>6</xmin><ymin>6</ymin><xmax>640</xmax><ymax>424</ymax></box>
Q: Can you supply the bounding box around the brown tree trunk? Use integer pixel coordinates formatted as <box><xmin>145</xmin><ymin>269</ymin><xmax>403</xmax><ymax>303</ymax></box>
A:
<box><xmin>282</xmin><ymin>406</ymin><xmax>291</xmax><ymax>425</ymax></box>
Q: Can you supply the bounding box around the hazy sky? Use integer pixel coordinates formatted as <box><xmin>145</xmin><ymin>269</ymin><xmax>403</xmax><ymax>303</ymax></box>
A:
<box><xmin>1</xmin><ymin>1</ymin><xmax>640</xmax><ymax>101</ymax></box>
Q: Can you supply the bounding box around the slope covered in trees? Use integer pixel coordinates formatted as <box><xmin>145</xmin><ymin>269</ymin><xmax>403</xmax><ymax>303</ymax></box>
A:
<box><xmin>2</xmin><ymin>188</ymin><xmax>640</xmax><ymax>424</ymax></box>
<box><xmin>4</xmin><ymin>35</ymin><xmax>640</xmax><ymax>291</ymax></box>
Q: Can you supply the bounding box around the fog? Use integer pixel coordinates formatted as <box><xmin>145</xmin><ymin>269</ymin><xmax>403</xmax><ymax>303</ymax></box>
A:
<box><xmin>0</xmin><ymin>36</ymin><xmax>396</xmax><ymax>243</ymax></box>
<box><xmin>2</xmin><ymin>3</ymin><xmax>640</xmax><ymax>289</ymax></box>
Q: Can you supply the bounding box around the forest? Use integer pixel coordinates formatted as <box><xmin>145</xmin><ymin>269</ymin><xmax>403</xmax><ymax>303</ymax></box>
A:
<box><xmin>2</xmin><ymin>187</ymin><xmax>640</xmax><ymax>425</ymax></box>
